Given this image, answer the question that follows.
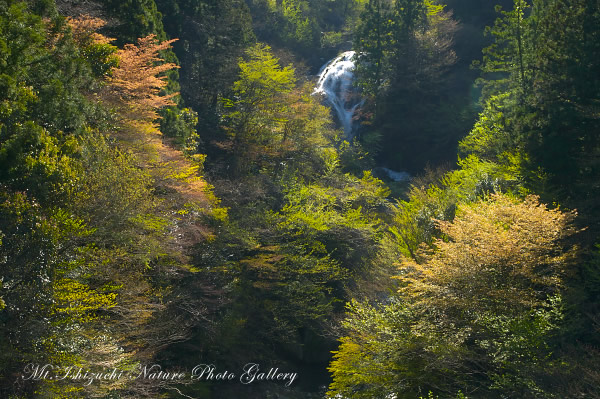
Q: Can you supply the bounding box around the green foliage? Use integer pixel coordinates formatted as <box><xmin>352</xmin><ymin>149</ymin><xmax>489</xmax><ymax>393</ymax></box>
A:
<box><xmin>353</xmin><ymin>0</ymin><xmax>462</xmax><ymax>170</ymax></box>
<box><xmin>338</xmin><ymin>139</ymin><xmax>375</xmax><ymax>175</ymax></box>
<box><xmin>475</xmin><ymin>0</ymin><xmax>533</xmax><ymax>100</ymax></box>
<box><xmin>71</xmin><ymin>133</ymin><xmax>156</xmax><ymax>242</ymax></box>
<box><xmin>0</xmin><ymin>3</ymin><xmax>98</xmax><ymax>140</ymax></box>
<box><xmin>192</xmin><ymin>138</ymin><xmax>395</xmax><ymax>387</ymax></box>
<box><xmin>353</xmin><ymin>0</ymin><xmax>392</xmax><ymax>102</ymax></box>
<box><xmin>321</xmin><ymin>30</ymin><xmax>343</xmax><ymax>49</ymax></box>
<box><xmin>472</xmin><ymin>0</ymin><xmax>600</xmax><ymax>217</ymax></box>
<box><xmin>246</xmin><ymin>0</ymin><xmax>366</xmax><ymax>65</ymax></box>
<box><xmin>221</xmin><ymin>43</ymin><xmax>343</xmax><ymax>178</ymax></box>
<box><xmin>0</xmin><ymin>3</ymin><xmax>213</xmax><ymax>396</ymax></box>
<box><xmin>281</xmin><ymin>0</ymin><xmax>319</xmax><ymax>51</ymax></box>
<box><xmin>2</xmin><ymin>0</ymin><xmax>598</xmax><ymax>398</ymax></box>
<box><xmin>277</xmin><ymin>172</ymin><xmax>390</xmax><ymax>271</ymax></box>
<box><xmin>159</xmin><ymin>106</ymin><xmax>199</xmax><ymax>148</ymax></box>
<box><xmin>155</xmin><ymin>0</ymin><xmax>254</xmax><ymax>132</ymax></box>
<box><xmin>329</xmin><ymin>194</ymin><xmax>578</xmax><ymax>398</ymax></box>
<box><xmin>353</xmin><ymin>0</ymin><xmax>452</xmax><ymax>101</ymax></box>
<box><xmin>231</xmin><ymin>43</ymin><xmax>297</xmax><ymax>103</ymax></box>
<box><xmin>458</xmin><ymin>93</ymin><xmax>514</xmax><ymax>160</ymax></box>
<box><xmin>0</xmin><ymin>190</ymin><xmax>87</xmax><ymax>395</ymax></box>
<box><xmin>0</xmin><ymin>8</ymin><xmax>118</xmax><ymax>393</ymax></box>
<box><xmin>0</xmin><ymin>1</ymin><xmax>45</xmax><ymax>77</ymax></box>
<box><xmin>81</xmin><ymin>42</ymin><xmax>119</xmax><ymax>78</ymax></box>
<box><xmin>103</xmin><ymin>0</ymin><xmax>169</xmax><ymax>44</ymax></box>
<box><xmin>391</xmin><ymin>155</ymin><xmax>522</xmax><ymax>259</ymax></box>
<box><xmin>520</xmin><ymin>0</ymin><xmax>600</xmax><ymax>211</ymax></box>
<box><xmin>222</xmin><ymin>43</ymin><xmax>296</xmax><ymax>174</ymax></box>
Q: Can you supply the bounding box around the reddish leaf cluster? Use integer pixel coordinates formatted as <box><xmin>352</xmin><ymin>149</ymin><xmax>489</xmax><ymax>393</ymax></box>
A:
<box><xmin>106</xmin><ymin>34</ymin><xmax>179</xmax><ymax>131</ymax></box>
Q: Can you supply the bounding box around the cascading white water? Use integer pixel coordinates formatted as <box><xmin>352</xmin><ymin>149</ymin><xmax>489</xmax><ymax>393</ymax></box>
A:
<box><xmin>314</xmin><ymin>51</ymin><xmax>411</xmax><ymax>182</ymax></box>
<box><xmin>314</xmin><ymin>51</ymin><xmax>363</xmax><ymax>139</ymax></box>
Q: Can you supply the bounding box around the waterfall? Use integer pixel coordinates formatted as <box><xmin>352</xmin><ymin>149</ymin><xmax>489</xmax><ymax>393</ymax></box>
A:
<box><xmin>314</xmin><ymin>51</ymin><xmax>411</xmax><ymax>183</ymax></box>
<box><xmin>314</xmin><ymin>51</ymin><xmax>363</xmax><ymax>139</ymax></box>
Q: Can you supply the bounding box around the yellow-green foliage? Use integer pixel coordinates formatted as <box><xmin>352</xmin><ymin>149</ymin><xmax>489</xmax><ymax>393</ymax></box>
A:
<box><xmin>328</xmin><ymin>193</ymin><xmax>579</xmax><ymax>398</ymax></box>
<box><xmin>459</xmin><ymin>94</ymin><xmax>517</xmax><ymax>161</ymax></box>
<box><xmin>399</xmin><ymin>193</ymin><xmax>578</xmax><ymax>313</ymax></box>
<box><xmin>228</xmin><ymin>43</ymin><xmax>296</xmax><ymax>113</ymax></box>
<box><xmin>282</xmin><ymin>0</ymin><xmax>315</xmax><ymax>48</ymax></box>
<box><xmin>52</xmin><ymin>279</ymin><xmax>117</xmax><ymax>323</ymax></box>
<box><xmin>223</xmin><ymin>44</ymin><xmax>341</xmax><ymax>177</ymax></box>
<box><xmin>0</xmin><ymin>4</ymin><xmax>214</xmax><ymax>398</ymax></box>
<box><xmin>391</xmin><ymin>154</ymin><xmax>523</xmax><ymax>260</ymax></box>
<box><xmin>279</xmin><ymin>171</ymin><xmax>390</xmax><ymax>234</ymax></box>
<box><xmin>425</xmin><ymin>0</ymin><xmax>445</xmax><ymax>16</ymax></box>
<box><xmin>223</xmin><ymin>43</ymin><xmax>297</xmax><ymax>173</ymax></box>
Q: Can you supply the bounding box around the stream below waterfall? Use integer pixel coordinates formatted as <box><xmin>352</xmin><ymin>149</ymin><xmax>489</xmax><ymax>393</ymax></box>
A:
<box><xmin>314</xmin><ymin>52</ymin><xmax>410</xmax><ymax>182</ymax></box>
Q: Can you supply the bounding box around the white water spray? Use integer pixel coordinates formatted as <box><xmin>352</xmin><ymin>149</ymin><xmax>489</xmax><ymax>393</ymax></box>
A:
<box><xmin>314</xmin><ymin>51</ymin><xmax>411</xmax><ymax>182</ymax></box>
<box><xmin>314</xmin><ymin>51</ymin><xmax>363</xmax><ymax>139</ymax></box>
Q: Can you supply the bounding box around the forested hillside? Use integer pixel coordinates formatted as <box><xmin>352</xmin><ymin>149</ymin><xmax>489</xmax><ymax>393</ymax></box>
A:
<box><xmin>1</xmin><ymin>0</ymin><xmax>599</xmax><ymax>398</ymax></box>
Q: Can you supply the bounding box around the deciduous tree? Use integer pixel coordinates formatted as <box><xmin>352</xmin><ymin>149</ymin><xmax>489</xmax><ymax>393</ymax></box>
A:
<box><xmin>329</xmin><ymin>193</ymin><xmax>578</xmax><ymax>398</ymax></box>
<box><xmin>103</xmin><ymin>34</ymin><xmax>179</xmax><ymax>134</ymax></box>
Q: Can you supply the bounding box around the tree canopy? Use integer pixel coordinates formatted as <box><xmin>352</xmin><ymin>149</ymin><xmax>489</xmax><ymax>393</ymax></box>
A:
<box><xmin>1</xmin><ymin>0</ymin><xmax>599</xmax><ymax>398</ymax></box>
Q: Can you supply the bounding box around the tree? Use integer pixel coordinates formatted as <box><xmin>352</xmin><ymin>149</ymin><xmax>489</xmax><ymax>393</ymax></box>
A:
<box><xmin>353</xmin><ymin>0</ymin><xmax>393</xmax><ymax>110</ymax></box>
<box><xmin>102</xmin><ymin>34</ymin><xmax>179</xmax><ymax>134</ymax></box>
<box><xmin>66</xmin><ymin>15</ymin><xmax>119</xmax><ymax>78</ymax></box>
<box><xmin>354</xmin><ymin>0</ymin><xmax>457</xmax><ymax>100</ymax></box>
<box><xmin>155</xmin><ymin>0</ymin><xmax>254</xmax><ymax>133</ymax></box>
<box><xmin>329</xmin><ymin>193</ymin><xmax>578</xmax><ymax>398</ymax></box>
<box><xmin>353</xmin><ymin>0</ymin><xmax>459</xmax><ymax>171</ymax></box>
<box><xmin>281</xmin><ymin>0</ymin><xmax>319</xmax><ymax>52</ymax></box>
<box><xmin>190</xmin><ymin>168</ymin><xmax>396</xmax><ymax>389</ymax></box>
<box><xmin>0</xmin><ymin>6</ymin><xmax>215</xmax><ymax>397</ymax></box>
<box><xmin>475</xmin><ymin>0</ymin><xmax>533</xmax><ymax>101</ymax></box>
<box><xmin>390</xmin><ymin>0</ymin><xmax>427</xmax><ymax>78</ymax></box>
<box><xmin>221</xmin><ymin>43</ymin><xmax>296</xmax><ymax>175</ymax></box>
<box><xmin>470</xmin><ymin>0</ymin><xmax>600</xmax><ymax>219</ymax></box>
<box><xmin>522</xmin><ymin>0</ymin><xmax>600</xmax><ymax>213</ymax></box>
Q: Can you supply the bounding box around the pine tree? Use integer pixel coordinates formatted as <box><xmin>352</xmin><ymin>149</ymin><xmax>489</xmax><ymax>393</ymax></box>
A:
<box><xmin>475</xmin><ymin>0</ymin><xmax>533</xmax><ymax>101</ymax></box>
<box><xmin>353</xmin><ymin>0</ymin><xmax>393</xmax><ymax>112</ymax></box>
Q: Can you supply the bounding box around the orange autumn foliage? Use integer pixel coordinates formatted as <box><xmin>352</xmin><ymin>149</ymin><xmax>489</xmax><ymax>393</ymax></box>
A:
<box><xmin>64</xmin><ymin>18</ymin><xmax>179</xmax><ymax>134</ymax></box>
<box><xmin>104</xmin><ymin>34</ymin><xmax>179</xmax><ymax>133</ymax></box>
<box><xmin>66</xmin><ymin>15</ymin><xmax>113</xmax><ymax>45</ymax></box>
